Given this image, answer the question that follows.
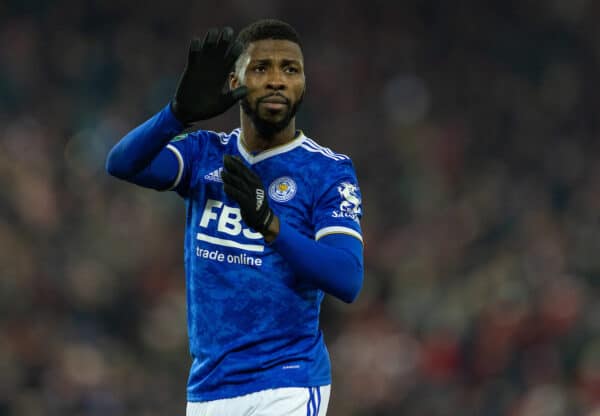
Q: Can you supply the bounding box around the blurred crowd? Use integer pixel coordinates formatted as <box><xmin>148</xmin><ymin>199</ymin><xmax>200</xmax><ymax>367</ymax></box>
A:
<box><xmin>1</xmin><ymin>0</ymin><xmax>600</xmax><ymax>415</ymax></box>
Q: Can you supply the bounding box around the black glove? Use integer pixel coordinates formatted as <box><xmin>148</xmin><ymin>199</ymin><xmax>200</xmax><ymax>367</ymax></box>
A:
<box><xmin>222</xmin><ymin>155</ymin><xmax>274</xmax><ymax>234</ymax></box>
<box><xmin>171</xmin><ymin>27</ymin><xmax>247</xmax><ymax>124</ymax></box>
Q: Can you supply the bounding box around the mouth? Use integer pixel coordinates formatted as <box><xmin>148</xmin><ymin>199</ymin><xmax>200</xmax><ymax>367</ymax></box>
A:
<box><xmin>261</xmin><ymin>102</ymin><xmax>287</xmax><ymax>111</ymax></box>
<box><xmin>259</xmin><ymin>95</ymin><xmax>289</xmax><ymax>110</ymax></box>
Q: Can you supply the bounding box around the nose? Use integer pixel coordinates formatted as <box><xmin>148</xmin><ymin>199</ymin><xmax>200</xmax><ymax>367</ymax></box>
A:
<box><xmin>266</xmin><ymin>69</ymin><xmax>286</xmax><ymax>91</ymax></box>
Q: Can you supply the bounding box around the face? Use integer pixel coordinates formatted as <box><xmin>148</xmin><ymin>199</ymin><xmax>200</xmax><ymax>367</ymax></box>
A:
<box><xmin>230</xmin><ymin>39</ymin><xmax>305</xmax><ymax>136</ymax></box>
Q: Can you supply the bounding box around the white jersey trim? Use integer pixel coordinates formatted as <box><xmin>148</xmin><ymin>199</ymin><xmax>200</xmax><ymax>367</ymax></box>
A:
<box><xmin>196</xmin><ymin>232</ymin><xmax>265</xmax><ymax>252</ymax></box>
<box><xmin>217</xmin><ymin>130</ymin><xmax>233</xmax><ymax>145</ymax></box>
<box><xmin>315</xmin><ymin>226</ymin><xmax>363</xmax><ymax>243</ymax></box>
<box><xmin>300</xmin><ymin>144</ymin><xmax>347</xmax><ymax>161</ymax></box>
<box><xmin>166</xmin><ymin>144</ymin><xmax>184</xmax><ymax>190</ymax></box>
<box><xmin>235</xmin><ymin>130</ymin><xmax>350</xmax><ymax>164</ymax></box>
<box><xmin>236</xmin><ymin>131</ymin><xmax>306</xmax><ymax>164</ymax></box>
<box><xmin>302</xmin><ymin>138</ymin><xmax>349</xmax><ymax>161</ymax></box>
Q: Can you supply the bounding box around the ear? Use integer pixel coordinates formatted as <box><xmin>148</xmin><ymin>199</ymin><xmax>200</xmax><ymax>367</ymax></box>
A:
<box><xmin>229</xmin><ymin>72</ymin><xmax>239</xmax><ymax>90</ymax></box>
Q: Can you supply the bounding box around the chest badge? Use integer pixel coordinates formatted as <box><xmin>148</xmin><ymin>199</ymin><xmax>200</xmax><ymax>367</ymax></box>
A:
<box><xmin>268</xmin><ymin>177</ymin><xmax>297</xmax><ymax>202</ymax></box>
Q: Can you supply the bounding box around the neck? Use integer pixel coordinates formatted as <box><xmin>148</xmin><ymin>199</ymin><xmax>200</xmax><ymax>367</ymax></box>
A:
<box><xmin>240</xmin><ymin>111</ymin><xmax>297</xmax><ymax>153</ymax></box>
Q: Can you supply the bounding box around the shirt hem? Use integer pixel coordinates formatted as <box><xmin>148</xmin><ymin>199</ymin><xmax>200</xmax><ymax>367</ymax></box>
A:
<box><xmin>186</xmin><ymin>377</ymin><xmax>332</xmax><ymax>402</ymax></box>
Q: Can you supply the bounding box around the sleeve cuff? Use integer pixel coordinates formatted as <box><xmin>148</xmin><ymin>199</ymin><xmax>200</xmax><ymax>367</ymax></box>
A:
<box><xmin>315</xmin><ymin>226</ymin><xmax>363</xmax><ymax>243</ymax></box>
<box><xmin>162</xmin><ymin>102</ymin><xmax>186</xmax><ymax>132</ymax></box>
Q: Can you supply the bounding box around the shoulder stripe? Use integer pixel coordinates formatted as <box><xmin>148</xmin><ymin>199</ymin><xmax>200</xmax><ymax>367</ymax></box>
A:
<box><xmin>205</xmin><ymin>130</ymin><xmax>233</xmax><ymax>145</ymax></box>
<box><xmin>228</xmin><ymin>128</ymin><xmax>241</xmax><ymax>144</ymax></box>
<box><xmin>218</xmin><ymin>132</ymin><xmax>231</xmax><ymax>145</ymax></box>
<box><xmin>165</xmin><ymin>144</ymin><xmax>184</xmax><ymax>191</ymax></box>
<box><xmin>301</xmin><ymin>144</ymin><xmax>348</xmax><ymax>161</ymax></box>
<box><xmin>315</xmin><ymin>226</ymin><xmax>363</xmax><ymax>243</ymax></box>
<box><xmin>304</xmin><ymin>137</ymin><xmax>349</xmax><ymax>159</ymax></box>
<box><xmin>301</xmin><ymin>138</ymin><xmax>349</xmax><ymax>160</ymax></box>
<box><xmin>303</xmin><ymin>138</ymin><xmax>338</xmax><ymax>158</ymax></box>
<box><xmin>201</xmin><ymin>129</ymin><xmax>235</xmax><ymax>145</ymax></box>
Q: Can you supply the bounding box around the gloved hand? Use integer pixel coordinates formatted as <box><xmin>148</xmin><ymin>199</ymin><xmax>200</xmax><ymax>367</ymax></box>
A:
<box><xmin>222</xmin><ymin>155</ymin><xmax>274</xmax><ymax>235</ymax></box>
<box><xmin>171</xmin><ymin>27</ymin><xmax>247</xmax><ymax>124</ymax></box>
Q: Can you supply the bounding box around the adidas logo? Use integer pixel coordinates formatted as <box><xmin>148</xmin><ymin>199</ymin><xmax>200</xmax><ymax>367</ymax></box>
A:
<box><xmin>256</xmin><ymin>189</ymin><xmax>264</xmax><ymax>210</ymax></box>
<box><xmin>204</xmin><ymin>167</ymin><xmax>223</xmax><ymax>183</ymax></box>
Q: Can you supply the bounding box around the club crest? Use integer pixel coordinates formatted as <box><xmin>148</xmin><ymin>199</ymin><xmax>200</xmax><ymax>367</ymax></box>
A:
<box><xmin>268</xmin><ymin>177</ymin><xmax>297</xmax><ymax>202</ymax></box>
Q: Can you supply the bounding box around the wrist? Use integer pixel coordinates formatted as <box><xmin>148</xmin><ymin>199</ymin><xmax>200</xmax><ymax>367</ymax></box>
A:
<box><xmin>169</xmin><ymin>100</ymin><xmax>193</xmax><ymax>127</ymax></box>
<box><xmin>157</xmin><ymin>102</ymin><xmax>187</xmax><ymax>134</ymax></box>
<box><xmin>262</xmin><ymin>214</ymin><xmax>280</xmax><ymax>243</ymax></box>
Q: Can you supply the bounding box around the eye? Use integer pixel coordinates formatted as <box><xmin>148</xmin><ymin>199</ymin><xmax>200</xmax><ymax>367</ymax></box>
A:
<box><xmin>253</xmin><ymin>65</ymin><xmax>266</xmax><ymax>73</ymax></box>
<box><xmin>285</xmin><ymin>66</ymin><xmax>299</xmax><ymax>74</ymax></box>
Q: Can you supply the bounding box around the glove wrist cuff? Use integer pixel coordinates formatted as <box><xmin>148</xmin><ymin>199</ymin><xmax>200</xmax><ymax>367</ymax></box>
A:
<box><xmin>260</xmin><ymin>209</ymin><xmax>275</xmax><ymax>235</ymax></box>
<box><xmin>170</xmin><ymin>100</ymin><xmax>194</xmax><ymax>127</ymax></box>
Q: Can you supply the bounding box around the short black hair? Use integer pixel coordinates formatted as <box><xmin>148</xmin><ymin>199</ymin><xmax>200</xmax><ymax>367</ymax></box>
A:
<box><xmin>237</xmin><ymin>19</ymin><xmax>302</xmax><ymax>51</ymax></box>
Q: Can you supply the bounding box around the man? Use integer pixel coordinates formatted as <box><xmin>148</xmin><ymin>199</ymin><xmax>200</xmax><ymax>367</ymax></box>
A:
<box><xmin>106</xmin><ymin>19</ymin><xmax>363</xmax><ymax>416</ymax></box>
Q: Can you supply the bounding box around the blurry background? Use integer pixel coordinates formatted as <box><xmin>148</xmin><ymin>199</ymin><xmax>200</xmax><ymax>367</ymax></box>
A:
<box><xmin>1</xmin><ymin>0</ymin><xmax>600</xmax><ymax>415</ymax></box>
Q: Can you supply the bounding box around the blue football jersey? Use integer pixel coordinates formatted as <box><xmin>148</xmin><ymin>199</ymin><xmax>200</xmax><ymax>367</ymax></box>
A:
<box><xmin>165</xmin><ymin>128</ymin><xmax>363</xmax><ymax>401</ymax></box>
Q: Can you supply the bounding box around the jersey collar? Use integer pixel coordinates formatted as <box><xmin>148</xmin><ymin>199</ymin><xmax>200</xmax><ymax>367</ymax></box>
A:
<box><xmin>236</xmin><ymin>130</ymin><xmax>305</xmax><ymax>164</ymax></box>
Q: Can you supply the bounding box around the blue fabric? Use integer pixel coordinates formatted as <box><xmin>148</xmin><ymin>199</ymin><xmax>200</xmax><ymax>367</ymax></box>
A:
<box><xmin>106</xmin><ymin>108</ymin><xmax>364</xmax><ymax>401</ymax></box>
<box><xmin>105</xmin><ymin>103</ymin><xmax>184</xmax><ymax>189</ymax></box>
<box><xmin>272</xmin><ymin>222</ymin><xmax>363</xmax><ymax>303</ymax></box>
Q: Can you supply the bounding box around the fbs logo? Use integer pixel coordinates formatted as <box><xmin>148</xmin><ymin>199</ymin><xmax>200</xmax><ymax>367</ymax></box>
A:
<box><xmin>256</xmin><ymin>189</ymin><xmax>264</xmax><ymax>210</ymax></box>
<box><xmin>197</xmin><ymin>199</ymin><xmax>264</xmax><ymax>252</ymax></box>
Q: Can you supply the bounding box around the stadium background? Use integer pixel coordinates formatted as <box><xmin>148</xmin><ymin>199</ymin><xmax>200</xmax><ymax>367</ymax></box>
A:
<box><xmin>1</xmin><ymin>0</ymin><xmax>600</xmax><ymax>415</ymax></box>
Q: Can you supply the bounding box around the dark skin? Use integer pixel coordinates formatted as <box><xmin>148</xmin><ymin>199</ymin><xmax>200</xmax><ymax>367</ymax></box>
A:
<box><xmin>229</xmin><ymin>39</ymin><xmax>305</xmax><ymax>242</ymax></box>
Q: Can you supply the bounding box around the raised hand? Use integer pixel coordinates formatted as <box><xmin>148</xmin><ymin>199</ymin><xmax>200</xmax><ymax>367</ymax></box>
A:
<box><xmin>171</xmin><ymin>27</ymin><xmax>247</xmax><ymax>124</ymax></box>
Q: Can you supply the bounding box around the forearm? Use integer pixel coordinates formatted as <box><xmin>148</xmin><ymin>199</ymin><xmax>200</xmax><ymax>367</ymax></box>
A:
<box><xmin>106</xmin><ymin>103</ymin><xmax>184</xmax><ymax>179</ymax></box>
<box><xmin>270</xmin><ymin>220</ymin><xmax>364</xmax><ymax>303</ymax></box>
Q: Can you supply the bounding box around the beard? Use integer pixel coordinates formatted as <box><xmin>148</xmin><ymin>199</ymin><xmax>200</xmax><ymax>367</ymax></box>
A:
<box><xmin>241</xmin><ymin>91</ymin><xmax>304</xmax><ymax>139</ymax></box>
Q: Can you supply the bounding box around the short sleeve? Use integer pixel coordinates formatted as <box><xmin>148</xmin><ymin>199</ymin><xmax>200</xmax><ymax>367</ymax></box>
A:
<box><xmin>312</xmin><ymin>159</ymin><xmax>363</xmax><ymax>243</ymax></box>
